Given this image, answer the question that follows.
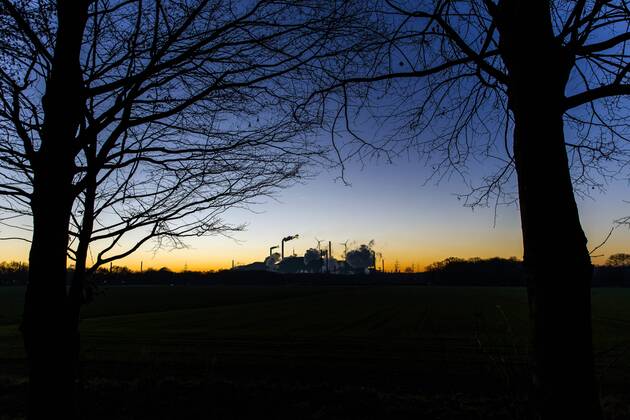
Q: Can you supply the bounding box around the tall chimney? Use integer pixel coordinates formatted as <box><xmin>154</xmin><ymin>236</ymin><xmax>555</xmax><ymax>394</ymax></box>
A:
<box><xmin>328</xmin><ymin>241</ymin><xmax>332</xmax><ymax>272</ymax></box>
<box><xmin>280</xmin><ymin>234</ymin><xmax>299</xmax><ymax>260</ymax></box>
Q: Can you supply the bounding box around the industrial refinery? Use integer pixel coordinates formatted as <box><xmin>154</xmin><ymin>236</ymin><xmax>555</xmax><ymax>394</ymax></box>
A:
<box><xmin>233</xmin><ymin>235</ymin><xmax>380</xmax><ymax>274</ymax></box>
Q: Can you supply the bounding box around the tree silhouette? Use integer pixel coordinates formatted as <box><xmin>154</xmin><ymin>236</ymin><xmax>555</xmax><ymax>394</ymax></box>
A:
<box><xmin>301</xmin><ymin>1</ymin><xmax>630</xmax><ymax>418</ymax></box>
<box><xmin>0</xmin><ymin>0</ymin><xmax>361</xmax><ymax>417</ymax></box>
<box><xmin>605</xmin><ymin>253</ymin><xmax>630</xmax><ymax>267</ymax></box>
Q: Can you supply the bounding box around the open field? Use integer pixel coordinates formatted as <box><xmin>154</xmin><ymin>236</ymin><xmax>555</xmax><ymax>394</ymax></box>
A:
<box><xmin>2</xmin><ymin>285</ymin><xmax>630</xmax><ymax>419</ymax></box>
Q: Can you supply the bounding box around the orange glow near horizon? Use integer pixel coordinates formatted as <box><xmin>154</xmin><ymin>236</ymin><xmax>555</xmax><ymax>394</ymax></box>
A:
<box><xmin>0</xmin><ymin>163</ymin><xmax>628</xmax><ymax>273</ymax></box>
<box><xmin>1</xmin><ymin>226</ymin><xmax>627</xmax><ymax>273</ymax></box>
<box><xmin>0</xmin><ymin>231</ymin><xmax>627</xmax><ymax>273</ymax></box>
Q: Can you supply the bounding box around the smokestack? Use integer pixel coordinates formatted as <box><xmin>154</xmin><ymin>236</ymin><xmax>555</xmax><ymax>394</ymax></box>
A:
<box><xmin>281</xmin><ymin>234</ymin><xmax>299</xmax><ymax>260</ymax></box>
<box><xmin>328</xmin><ymin>241</ymin><xmax>332</xmax><ymax>272</ymax></box>
<box><xmin>382</xmin><ymin>259</ymin><xmax>385</xmax><ymax>273</ymax></box>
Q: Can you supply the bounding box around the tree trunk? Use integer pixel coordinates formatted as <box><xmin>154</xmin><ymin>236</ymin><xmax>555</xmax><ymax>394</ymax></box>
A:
<box><xmin>21</xmin><ymin>2</ymin><xmax>88</xmax><ymax>418</ymax></box>
<box><xmin>22</xmin><ymin>172</ymin><xmax>77</xmax><ymax>419</ymax></box>
<box><xmin>512</xmin><ymin>98</ymin><xmax>603</xmax><ymax>420</ymax></box>
<box><xmin>495</xmin><ymin>1</ymin><xmax>603</xmax><ymax>418</ymax></box>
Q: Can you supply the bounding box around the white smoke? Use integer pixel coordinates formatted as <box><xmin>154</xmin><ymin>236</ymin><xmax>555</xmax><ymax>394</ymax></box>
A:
<box><xmin>265</xmin><ymin>252</ymin><xmax>281</xmax><ymax>270</ymax></box>
<box><xmin>346</xmin><ymin>242</ymin><xmax>375</xmax><ymax>270</ymax></box>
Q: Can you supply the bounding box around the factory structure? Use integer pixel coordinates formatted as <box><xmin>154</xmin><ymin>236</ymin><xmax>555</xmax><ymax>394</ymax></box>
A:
<box><xmin>233</xmin><ymin>235</ymin><xmax>380</xmax><ymax>274</ymax></box>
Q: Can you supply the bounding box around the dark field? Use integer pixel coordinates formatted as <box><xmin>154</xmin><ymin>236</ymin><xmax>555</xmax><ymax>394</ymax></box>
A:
<box><xmin>2</xmin><ymin>285</ymin><xmax>630</xmax><ymax>419</ymax></box>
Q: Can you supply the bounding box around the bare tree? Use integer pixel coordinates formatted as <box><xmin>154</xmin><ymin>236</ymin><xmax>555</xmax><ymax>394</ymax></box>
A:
<box><xmin>66</xmin><ymin>117</ymin><xmax>314</xmax><ymax>307</ymax></box>
<box><xmin>0</xmin><ymin>0</ymin><xmax>363</xmax><ymax>417</ymax></box>
<box><xmin>605</xmin><ymin>253</ymin><xmax>630</xmax><ymax>267</ymax></box>
<box><xmin>300</xmin><ymin>1</ymin><xmax>630</xmax><ymax>418</ymax></box>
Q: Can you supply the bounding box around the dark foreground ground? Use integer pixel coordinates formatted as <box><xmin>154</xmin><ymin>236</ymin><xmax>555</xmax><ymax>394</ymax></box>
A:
<box><xmin>1</xmin><ymin>285</ymin><xmax>630</xmax><ymax>419</ymax></box>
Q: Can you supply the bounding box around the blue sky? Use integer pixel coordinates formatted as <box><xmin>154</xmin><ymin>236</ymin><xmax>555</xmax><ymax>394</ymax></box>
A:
<box><xmin>98</xmin><ymin>157</ymin><xmax>630</xmax><ymax>272</ymax></box>
<box><xmin>0</xmin><ymin>155</ymin><xmax>627</xmax><ymax>271</ymax></box>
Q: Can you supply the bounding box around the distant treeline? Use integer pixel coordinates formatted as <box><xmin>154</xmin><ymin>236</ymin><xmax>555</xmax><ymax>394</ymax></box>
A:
<box><xmin>1</xmin><ymin>255</ymin><xmax>629</xmax><ymax>286</ymax></box>
<box><xmin>425</xmin><ymin>257</ymin><xmax>525</xmax><ymax>286</ymax></box>
<box><xmin>424</xmin><ymin>254</ymin><xmax>630</xmax><ymax>287</ymax></box>
<box><xmin>0</xmin><ymin>263</ymin><xmax>424</xmax><ymax>287</ymax></box>
<box><xmin>0</xmin><ymin>261</ymin><xmax>28</xmax><ymax>285</ymax></box>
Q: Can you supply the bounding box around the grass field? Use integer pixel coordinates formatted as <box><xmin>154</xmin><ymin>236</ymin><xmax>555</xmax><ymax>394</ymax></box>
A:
<box><xmin>1</xmin><ymin>285</ymin><xmax>630</xmax><ymax>419</ymax></box>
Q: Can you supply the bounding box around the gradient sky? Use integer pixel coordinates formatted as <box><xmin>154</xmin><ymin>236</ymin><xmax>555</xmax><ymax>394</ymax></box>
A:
<box><xmin>2</xmin><ymin>157</ymin><xmax>626</xmax><ymax>272</ymax></box>
<box><xmin>168</xmin><ymin>160</ymin><xmax>629</xmax><ymax>272</ymax></box>
<box><xmin>0</xmin><ymin>3</ymin><xmax>628</xmax><ymax>274</ymax></box>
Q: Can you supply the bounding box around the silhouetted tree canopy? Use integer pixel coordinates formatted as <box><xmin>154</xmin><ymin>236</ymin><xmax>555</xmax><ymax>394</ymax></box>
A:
<box><xmin>0</xmin><ymin>0</ymin><xmax>366</xmax><ymax>277</ymax></box>
<box><xmin>425</xmin><ymin>256</ymin><xmax>524</xmax><ymax>286</ymax></box>
<box><xmin>296</xmin><ymin>2</ymin><xmax>630</xmax><ymax>418</ymax></box>
<box><xmin>605</xmin><ymin>253</ymin><xmax>630</xmax><ymax>267</ymax></box>
<box><xmin>300</xmin><ymin>1</ymin><xmax>630</xmax><ymax>202</ymax></box>
<box><xmin>0</xmin><ymin>1</ymin><xmax>368</xmax><ymax>417</ymax></box>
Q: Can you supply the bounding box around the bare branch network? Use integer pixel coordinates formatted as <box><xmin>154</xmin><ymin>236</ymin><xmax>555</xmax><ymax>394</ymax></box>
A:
<box><xmin>0</xmin><ymin>0</ymin><xmax>369</xmax><ymax>271</ymax></box>
<box><xmin>295</xmin><ymin>0</ymin><xmax>630</xmax><ymax>209</ymax></box>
